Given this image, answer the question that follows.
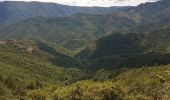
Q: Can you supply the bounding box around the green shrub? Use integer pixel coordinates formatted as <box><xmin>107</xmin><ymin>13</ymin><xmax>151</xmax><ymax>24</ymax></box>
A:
<box><xmin>26</xmin><ymin>81</ymin><xmax>43</xmax><ymax>90</ymax></box>
<box><xmin>32</xmin><ymin>92</ymin><xmax>46</xmax><ymax>100</ymax></box>
<box><xmin>0</xmin><ymin>87</ymin><xmax>4</xmax><ymax>96</ymax></box>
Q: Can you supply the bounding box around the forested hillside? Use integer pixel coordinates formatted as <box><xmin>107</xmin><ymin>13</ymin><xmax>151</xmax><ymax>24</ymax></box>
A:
<box><xmin>0</xmin><ymin>0</ymin><xmax>170</xmax><ymax>99</ymax></box>
<box><xmin>76</xmin><ymin>25</ymin><xmax>170</xmax><ymax>71</ymax></box>
<box><xmin>0</xmin><ymin>0</ymin><xmax>170</xmax><ymax>51</ymax></box>
<box><xmin>1</xmin><ymin>42</ymin><xmax>170</xmax><ymax>99</ymax></box>
<box><xmin>0</xmin><ymin>14</ymin><xmax>138</xmax><ymax>51</ymax></box>
<box><xmin>0</xmin><ymin>1</ymin><xmax>129</xmax><ymax>24</ymax></box>
<box><xmin>0</xmin><ymin>40</ymin><xmax>85</xmax><ymax>99</ymax></box>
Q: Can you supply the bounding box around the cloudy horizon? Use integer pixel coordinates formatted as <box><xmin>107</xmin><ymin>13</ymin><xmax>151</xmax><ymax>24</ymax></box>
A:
<box><xmin>0</xmin><ymin>0</ymin><xmax>159</xmax><ymax>7</ymax></box>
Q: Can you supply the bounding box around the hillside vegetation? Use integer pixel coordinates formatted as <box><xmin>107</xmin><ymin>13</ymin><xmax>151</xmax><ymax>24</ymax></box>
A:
<box><xmin>0</xmin><ymin>14</ymin><xmax>139</xmax><ymax>52</ymax></box>
<box><xmin>0</xmin><ymin>0</ymin><xmax>170</xmax><ymax>99</ymax></box>
<box><xmin>0</xmin><ymin>40</ymin><xmax>86</xmax><ymax>99</ymax></box>
<box><xmin>0</xmin><ymin>40</ymin><xmax>170</xmax><ymax>100</ymax></box>
<box><xmin>0</xmin><ymin>0</ymin><xmax>170</xmax><ymax>52</ymax></box>
<box><xmin>76</xmin><ymin>25</ymin><xmax>170</xmax><ymax>71</ymax></box>
<box><xmin>0</xmin><ymin>1</ymin><xmax>128</xmax><ymax>24</ymax></box>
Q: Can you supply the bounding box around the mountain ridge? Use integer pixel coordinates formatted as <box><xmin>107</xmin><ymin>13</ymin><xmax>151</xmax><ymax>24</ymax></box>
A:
<box><xmin>76</xmin><ymin>25</ymin><xmax>170</xmax><ymax>71</ymax></box>
<box><xmin>0</xmin><ymin>0</ymin><xmax>170</xmax><ymax>99</ymax></box>
<box><xmin>0</xmin><ymin>1</ymin><xmax>130</xmax><ymax>24</ymax></box>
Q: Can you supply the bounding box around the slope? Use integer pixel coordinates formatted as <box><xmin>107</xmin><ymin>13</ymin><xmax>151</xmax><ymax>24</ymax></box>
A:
<box><xmin>14</xmin><ymin>64</ymin><xmax>170</xmax><ymax>100</ymax></box>
<box><xmin>127</xmin><ymin>0</ymin><xmax>170</xmax><ymax>32</ymax></box>
<box><xmin>0</xmin><ymin>39</ymin><xmax>169</xmax><ymax>100</ymax></box>
<box><xmin>76</xmin><ymin>25</ymin><xmax>170</xmax><ymax>71</ymax></box>
<box><xmin>0</xmin><ymin>40</ymin><xmax>85</xmax><ymax>99</ymax></box>
<box><xmin>0</xmin><ymin>14</ymin><xmax>138</xmax><ymax>51</ymax></box>
<box><xmin>0</xmin><ymin>1</ymin><xmax>129</xmax><ymax>24</ymax></box>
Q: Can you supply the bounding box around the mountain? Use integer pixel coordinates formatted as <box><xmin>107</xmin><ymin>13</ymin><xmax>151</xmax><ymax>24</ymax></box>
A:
<box><xmin>1</xmin><ymin>0</ymin><xmax>170</xmax><ymax>99</ymax></box>
<box><xmin>0</xmin><ymin>39</ymin><xmax>169</xmax><ymax>100</ymax></box>
<box><xmin>0</xmin><ymin>14</ymin><xmax>138</xmax><ymax>51</ymax></box>
<box><xmin>128</xmin><ymin>0</ymin><xmax>170</xmax><ymax>23</ymax></box>
<box><xmin>0</xmin><ymin>0</ymin><xmax>170</xmax><ymax>47</ymax></box>
<box><xmin>76</xmin><ymin>25</ymin><xmax>170</xmax><ymax>71</ymax></box>
<box><xmin>0</xmin><ymin>1</ymin><xmax>130</xmax><ymax>24</ymax></box>
<box><xmin>0</xmin><ymin>40</ymin><xmax>86</xmax><ymax>99</ymax></box>
<box><xmin>127</xmin><ymin>0</ymin><xmax>170</xmax><ymax>32</ymax></box>
<box><xmin>0</xmin><ymin>39</ymin><xmax>75</xmax><ymax>66</ymax></box>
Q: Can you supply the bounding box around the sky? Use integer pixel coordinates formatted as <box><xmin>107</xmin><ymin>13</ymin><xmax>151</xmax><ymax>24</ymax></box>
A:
<box><xmin>1</xmin><ymin>0</ymin><xmax>159</xmax><ymax>7</ymax></box>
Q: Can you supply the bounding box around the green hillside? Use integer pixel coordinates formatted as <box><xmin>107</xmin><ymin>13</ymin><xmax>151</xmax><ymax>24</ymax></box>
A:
<box><xmin>0</xmin><ymin>0</ymin><xmax>169</xmax><ymax>52</ymax></box>
<box><xmin>0</xmin><ymin>0</ymin><xmax>170</xmax><ymax>52</ymax></box>
<box><xmin>0</xmin><ymin>41</ymin><xmax>170</xmax><ymax>99</ymax></box>
<box><xmin>48</xmin><ymin>64</ymin><xmax>170</xmax><ymax>99</ymax></box>
<box><xmin>127</xmin><ymin>0</ymin><xmax>170</xmax><ymax>33</ymax></box>
<box><xmin>90</xmin><ymin>25</ymin><xmax>170</xmax><ymax>59</ymax></box>
<box><xmin>76</xmin><ymin>25</ymin><xmax>170</xmax><ymax>71</ymax></box>
<box><xmin>1</xmin><ymin>0</ymin><xmax>170</xmax><ymax>99</ymax></box>
<box><xmin>0</xmin><ymin>1</ymin><xmax>128</xmax><ymax>24</ymax></box>
<box><xmin>0</xmin><ymin>40</ymin><xmax>86</xmax><ymax>99</ymax></box>
<box><xmin>0</xmin><ymin>0</ymin><xmax>170</xmax><ymax>42</ymax></box>
<box><xmin>0</xmin><ymin>14</ymin><xmax>138</xmax><ymax>51</ymax></box>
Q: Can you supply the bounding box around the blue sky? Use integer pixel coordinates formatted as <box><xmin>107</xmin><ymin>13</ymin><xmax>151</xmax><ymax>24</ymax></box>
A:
<box><xmin>0</xmin><ymin>0</ymin><xmax>159</xmax><ymax>7</ymax></box>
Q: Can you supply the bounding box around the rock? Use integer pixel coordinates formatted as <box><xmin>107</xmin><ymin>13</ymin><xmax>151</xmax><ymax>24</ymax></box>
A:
<box><xmin>5</xmin><ymin>39</ymin><xmax>17</xmax><ymax>44</ymax></box>
<box><xmin>26</xmin><ymin>47</ymin><xmax>34</xmax><ymax>53</ymax></box>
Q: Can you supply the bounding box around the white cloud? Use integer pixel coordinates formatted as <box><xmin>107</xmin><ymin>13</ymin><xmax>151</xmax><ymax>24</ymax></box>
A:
<box><xmin>1</xmin><ymin>0</ymin><xmax>158</xmax><ymax>7</ymax></box>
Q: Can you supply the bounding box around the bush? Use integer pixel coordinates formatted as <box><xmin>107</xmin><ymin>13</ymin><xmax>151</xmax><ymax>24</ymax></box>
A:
<box><xmin>32</xmin><ymin>92</ymin><xmax>46</xmax><ymax>100</ymax></box>
<box><xmin>0</xmin><ymin>87</ymin><xmax>4</xmax><ymax>96</ymax></box>
<box><xmin>26</xmin><ymin>81</ymin><xmax>43</xmax><ymax>90</ymax></box>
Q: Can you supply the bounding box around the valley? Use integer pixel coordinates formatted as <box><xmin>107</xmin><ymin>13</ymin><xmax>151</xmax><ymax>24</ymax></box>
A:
<box><xmin>0</xmin><ymin>0</ymin><xmax>170</xmax><ymax>99</ymax></box>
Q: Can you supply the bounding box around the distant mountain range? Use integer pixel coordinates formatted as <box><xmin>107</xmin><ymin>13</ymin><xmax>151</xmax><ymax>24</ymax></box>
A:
<box><xmin>0</xmin><ymin>0</ymin><xmax>169</xmax><ymax>51</ymax></box>
<box><xmin>0</xmin><ymin>0</ymin><xmax>170</xmax><ymax>68</ymax></box>
<box><xmin>0</xmin><ymin>14</ymin><xmax>138</xmax><ymax>50</ymax></box>
<box><xmin>0</xmin><ymin>1</ymin><xmax>130</xmax><ymax>24</ymax></box>
<box><xmin>74</xmin><ymin>0</ymin><xmax>170</xmax><ymax>71</ymax></box>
